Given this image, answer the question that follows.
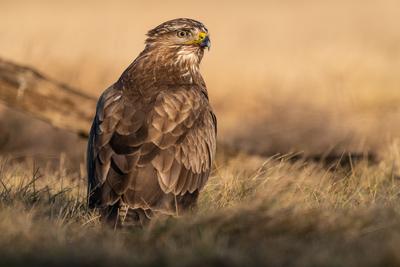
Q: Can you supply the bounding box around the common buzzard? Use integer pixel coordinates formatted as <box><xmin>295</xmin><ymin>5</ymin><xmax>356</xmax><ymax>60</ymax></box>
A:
<box><xmin>87</xmin><ymin>18</ymin><xmax>216</xmax><ymax>227</ymax></box>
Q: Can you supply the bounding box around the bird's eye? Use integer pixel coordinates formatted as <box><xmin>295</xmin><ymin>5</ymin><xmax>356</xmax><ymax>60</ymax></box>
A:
<box><xmin>177</xmin><ymin>30</ymin><xmax>188</xmax><ymax>38</ymax></box>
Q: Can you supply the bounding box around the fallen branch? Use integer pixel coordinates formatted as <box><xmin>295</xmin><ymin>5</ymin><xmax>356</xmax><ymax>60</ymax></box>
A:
<box><xmin>0</xmin><ymin>58</ymin><xmax>96</xmax><ymax>137</ymax></box>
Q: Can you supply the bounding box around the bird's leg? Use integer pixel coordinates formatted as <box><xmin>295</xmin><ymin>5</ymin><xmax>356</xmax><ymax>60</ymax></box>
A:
<box><xmin>117</xmin><ymin>203</ymin><xmax>129</xmax><ymax>227</ymax></box>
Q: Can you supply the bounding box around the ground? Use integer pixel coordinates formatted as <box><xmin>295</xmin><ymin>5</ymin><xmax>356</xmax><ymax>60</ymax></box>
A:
<box><xmin>1</xmin><ymin>145</ymin><xmax>400</xmax><ymax>266</ymax></box>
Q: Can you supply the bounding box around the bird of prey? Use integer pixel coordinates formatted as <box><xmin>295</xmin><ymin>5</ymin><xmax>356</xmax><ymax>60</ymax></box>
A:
<box><xmin>87</xmin><ymin>18</ymin><xmax>216</xmax><ymax>227</ymax></box>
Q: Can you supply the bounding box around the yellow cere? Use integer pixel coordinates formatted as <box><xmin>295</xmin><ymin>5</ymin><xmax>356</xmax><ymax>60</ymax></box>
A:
<box><xmin>186</xmin><ymin>32</ymin><xmax>208</xmax><ymax>45</ymax></box>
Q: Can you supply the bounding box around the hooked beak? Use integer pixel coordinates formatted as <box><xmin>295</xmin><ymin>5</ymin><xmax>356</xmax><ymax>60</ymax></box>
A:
<box><xmin>200</xmin><ymin>35</ymin><xmax>211</xmax><ymax>50</ymax></box>
<box><xmin>187</xmin><ymin>32</ymin><xmax>211</xmax><ymax>50</ymax></box>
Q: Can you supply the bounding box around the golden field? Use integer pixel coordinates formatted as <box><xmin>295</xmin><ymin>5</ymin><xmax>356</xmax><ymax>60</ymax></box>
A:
<box><xmin>1</xmin><ymin>0</ymin><xmax>400</xmax><ymax>266</ymax></box>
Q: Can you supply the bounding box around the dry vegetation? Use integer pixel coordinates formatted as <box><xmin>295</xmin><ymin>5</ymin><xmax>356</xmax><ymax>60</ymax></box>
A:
<box><xmin>2</xmin><ymin>145</ymin><xmax>400</xmax><ymax>266</ymax></box>
<box><xmin>1</xmin><ymin>0</ymin><xmax>400</xmax><ymax>266</ymax></box>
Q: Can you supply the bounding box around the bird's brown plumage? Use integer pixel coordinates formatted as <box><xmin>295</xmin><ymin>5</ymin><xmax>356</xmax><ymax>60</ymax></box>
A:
<box><xmin>87</xmin><ymin>18</ymin><xmax>216</xmax><ymax>227</ymax></box>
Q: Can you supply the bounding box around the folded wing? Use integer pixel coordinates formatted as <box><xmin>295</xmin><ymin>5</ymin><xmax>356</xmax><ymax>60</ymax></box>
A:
<box><xmin>87</xmin><ymin>85</ymin><xmax>217</xmax><ymax>209</ymax></box>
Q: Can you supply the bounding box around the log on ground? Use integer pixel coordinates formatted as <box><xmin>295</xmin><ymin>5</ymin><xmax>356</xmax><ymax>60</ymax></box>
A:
<box><xmin>0</xmin><ymin>58</ymin><xmax>96</xmax><ymax>137</ymax></box>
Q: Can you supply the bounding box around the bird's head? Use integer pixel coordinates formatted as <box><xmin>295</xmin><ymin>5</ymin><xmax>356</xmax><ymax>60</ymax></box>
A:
<box><xmin>145</xmin><ymin>18</ymin><xmax>211</xmax><ymax>53</ymax></box>
<box><xmin>120</xmin><ymin>19</ymin><xmax>210</xmax><ymax>88</ymax></box>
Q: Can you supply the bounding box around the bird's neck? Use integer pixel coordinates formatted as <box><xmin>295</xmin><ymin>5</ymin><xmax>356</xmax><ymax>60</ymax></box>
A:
<box><xmin>119</xmin><ymin>45</ymin><xmax>205</xmax><ymax>92</ymax></box>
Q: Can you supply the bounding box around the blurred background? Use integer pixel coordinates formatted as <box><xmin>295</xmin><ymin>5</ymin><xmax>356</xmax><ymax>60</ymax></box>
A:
<box><xmin>1</xmin><ymin>0</ymin><xmax>400</xmax><ymax>168</ymax></box>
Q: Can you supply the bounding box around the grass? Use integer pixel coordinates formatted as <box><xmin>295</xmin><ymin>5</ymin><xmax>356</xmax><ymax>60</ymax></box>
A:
<box><xmin>2</xmin><ymin>143</ymin><xmax>400</xmax><ymax>266</ymax></box>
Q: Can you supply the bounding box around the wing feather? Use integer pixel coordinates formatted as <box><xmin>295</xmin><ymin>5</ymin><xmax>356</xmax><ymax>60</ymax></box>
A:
<box><xmin>87</xmin><ymin>84</ymin><xmax>216</xmax><ymax>210</ymax></box>
<box><xmin>87</xmin><ymin>85</ymin><xmax>147</xmax><ymax>207</ymax></box>
<box><xmin>147</xmin><ymin>88</ymin><xmax>216</xmax><ymax>195</ymax></box>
